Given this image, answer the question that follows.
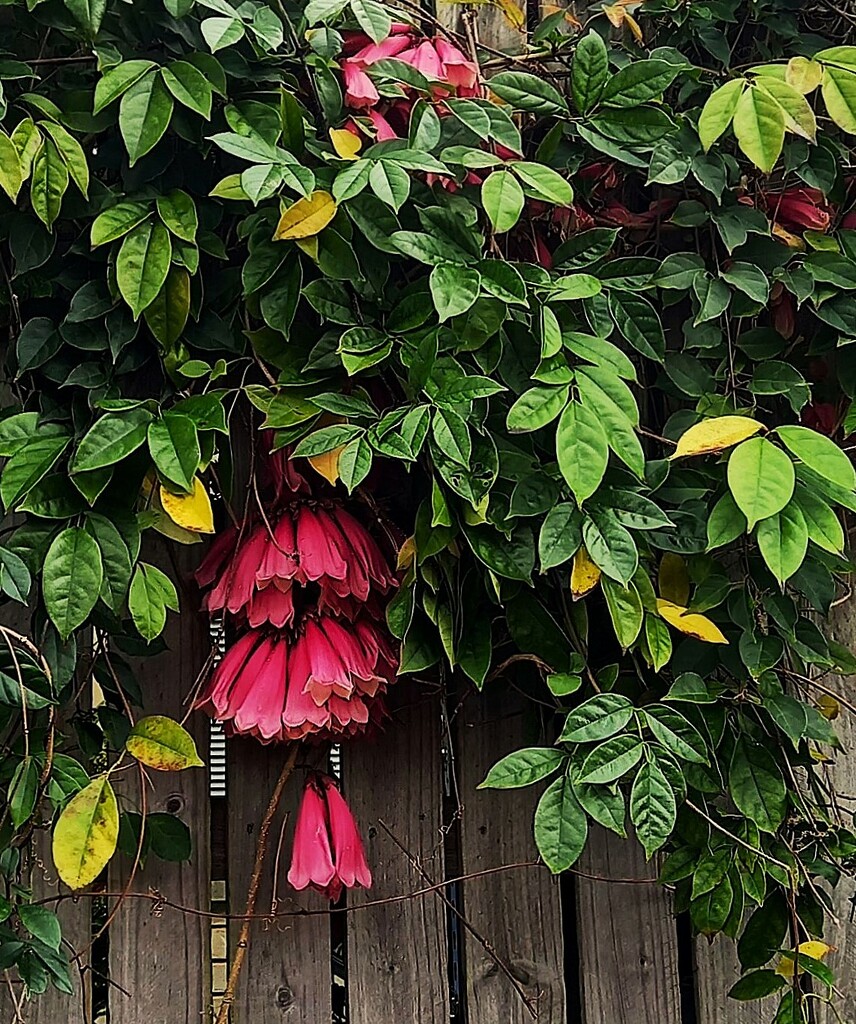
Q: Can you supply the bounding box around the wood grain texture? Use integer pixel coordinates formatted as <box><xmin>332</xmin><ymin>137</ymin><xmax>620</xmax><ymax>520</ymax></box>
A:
<box><xmin>458</xmin><ymin>685</ymin><xmax>566</xmax><ymax>1023</ymax></box>
<box><xmin>694</xmin><ymin>936</ymin><xmax>765</xmax><ymax>1024</ymax></box>
<box><xmin>576</xmin><ymin>826</ymin><xmax>681</xmax><ymax>1024</ymax></box>
<box><xmin>108</xmin><ymin>550</ymin><xmax>211</xmax><ymax>1024</ymax></box>
<box><xmin>812</xmin><ymin>602</ymin><xmax>856</xmax><ymax>1024</ymax></box>
<box><xmin>225</xmin><ymin>737</ymin><xmax>332</xmax><ymax>1023</ymax></box>
<box><xmin>433</xmin><ymin>0</ymin><xmax>525</xmax><ymax>58</ymax></box>
<box><xmin>342</xmin><ymin>682</ymin><xmax>449</xmax><ymax>1024</ymax></box>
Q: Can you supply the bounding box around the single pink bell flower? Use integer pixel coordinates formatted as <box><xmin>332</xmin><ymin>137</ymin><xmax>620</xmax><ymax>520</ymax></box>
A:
<box><xmin>434</xmin><ymin>38</ymin><xmax>478</xmax><ymax>90</ymax></box>
<box><xmin>342</xmin><ymin>60</ymin><xmax>379</xmax><ymax>109</ymax></box>
<box><xmin>287</xmin><ymin>778</ymin><xmax>337</xmax><ymax>897</ymax></box>
<box><xmin>323</xmin><ymin>777</ymin><xmax>372</xmax><ymax>890</ymax></box>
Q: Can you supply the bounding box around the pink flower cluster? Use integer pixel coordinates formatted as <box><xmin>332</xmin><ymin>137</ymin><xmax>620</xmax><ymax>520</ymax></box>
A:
<box><xmin>340</xmin><ymin>23</ymin><xmax>479</xmax><ymax>147</ymax></box>
<box><xmin>194</xmin><ymin>452</ymin><xmax>398</xmax><ymax>743</ymax></box>
<box><xmin>288</xmin><ymin>773</ymin><xmax>372</xmax><ymax>901</ymax></box>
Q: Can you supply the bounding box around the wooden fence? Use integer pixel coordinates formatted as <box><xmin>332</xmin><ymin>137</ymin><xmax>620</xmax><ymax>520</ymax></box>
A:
<box><xmin>2</xmin><ymin>584</ymin><xmax>855</xmax><ymax>1024</ymax></box>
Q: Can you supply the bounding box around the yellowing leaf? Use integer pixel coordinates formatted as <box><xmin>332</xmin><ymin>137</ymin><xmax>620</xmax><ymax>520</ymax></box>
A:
<box><xmin>602</xmin><ymin>3</ymin><xmax>625</xmax><ymax>27</ymax></box>
<box><xmin>330</xmin><ymin>128</ymin><xmax>361</xmax><ymax>160</ymax></box>
<box><xmin>776</xmin><ymin>940</ymin><xmax>834</xmax><ymax>978</ymax></box>
<box><xmin>571</xmin><ymin>545</ymin><xmax>601</xmax><ymax>600</ymax></box>
<box><xmin>52</xmin><ymin>776</ymin><xmax>119</xmax><ymax>890</ymax></box>
<box><xmin>772</xmin><ymin>223</ymin><xmax>805</xmax><ymax>249</ymax></box>
<box><xmin>397</xmin><ymin>536</ymin><xmax>416</xmax><ymax>571</ymax></box>
<box><xmin>126</xmin><ymin>715</ymin><xmax>204</xmax><ymax>771</ymax></box>
<box><xmin>159</xmin><ymin>477</ymin><xmax>215</xmax><ymax>534</ymax></box>
<box><xmin>671</xmin><ymin>415</ymin><xmax>764</xmax><ymax>459</ymax></box>
<box><xmin>273</xmin><ymin>190</ymin><xmax>337</xmax><ymax>241</ymax></box>
<box><xmin>308</xmin><ymin>445</ymin><xmax>345</xmax><ymax>484</ymax></box>
<box><xmin>786</xmin><ymin>56</ymin><xmax>823</xmax><ymax>95</ymax></box>
<box><xmin>492</xmin><ymin>0</ymin><xmax>525</xmax><ymax>30</ymax></box>
<box><xmin>658</xmin><ymin>553</ymin><xmax>690</xmax><ymax>606</ymax></box>
<box><xmin>624</xmin><ymin>11</ymin><xmax>643</xmax><ymax>42</ymax></box>
<box><xmin>656</xmin><ymin>599</ymin><xmax>728</xmax><ymax>644</ymax></box>
<box><xmin>818</xmin><ymin>694</ymin><xmax>841</xmax><ymax>720</ymax></box>
<box><xmin>296</xmin><ymin>235</ymin><xmax>320</xmax><ymax>259</ymax></box>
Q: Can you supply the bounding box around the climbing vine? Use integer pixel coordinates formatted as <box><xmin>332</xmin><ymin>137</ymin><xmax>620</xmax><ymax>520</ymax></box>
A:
<box><xmin>0</xmin><ymin>0</ymin><xmax>855</xmax><ymax>1017</ymax></box>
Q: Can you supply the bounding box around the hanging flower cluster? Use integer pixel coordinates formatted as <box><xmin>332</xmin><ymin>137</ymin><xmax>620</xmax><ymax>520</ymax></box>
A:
<box><xmin>288</xmin><ymin>773</ymin><xmax>372</xmax><ymax>901</ymax></box>
<box><xmin>194</xmin><ymin>452</ymin><xmax>399</xmax><ymax>743</ymax></box>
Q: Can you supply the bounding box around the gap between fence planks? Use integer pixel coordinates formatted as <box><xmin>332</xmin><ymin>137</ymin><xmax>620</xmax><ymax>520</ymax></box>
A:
<box><xmin>342</xmin><ymin>681</ymin><xmax>449</xmax><ymax>1024</ymax></box>
<box><xmin>107</xmin><ymin>544</ymin><xmax>211</xmax><ymax>1024</ymax></box>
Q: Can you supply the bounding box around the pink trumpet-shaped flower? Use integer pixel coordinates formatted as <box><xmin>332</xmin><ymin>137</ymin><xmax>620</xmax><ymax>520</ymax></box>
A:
<box><xmin>368</xmin><ymin>109</ymin><xmax>398</xmax><ymax>141</ymax></box>
<box><xmin>287</xmin><ymin>778</ymin><xmax>337</xmax><ymax>897</ymax></box>
<box><xmin>288</xmin><ymin>775</ymin><xmax>371</xmax><ymax>901</ymax></box>
<box><xmin>434</xmin><ymin>38</ymin><xmax>478</xmax><ymax>91</ymax></box>
<box><xmin>342</xmin><ymin>61</ymin><xmax>379</xmax><ymax>109</ymax></box>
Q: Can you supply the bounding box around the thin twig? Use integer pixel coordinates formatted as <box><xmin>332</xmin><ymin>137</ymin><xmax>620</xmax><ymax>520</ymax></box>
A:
<box><xmin>215</xmin><ymin>744</ymin><xmax>299</xmax><ymax>1024</ymax></box>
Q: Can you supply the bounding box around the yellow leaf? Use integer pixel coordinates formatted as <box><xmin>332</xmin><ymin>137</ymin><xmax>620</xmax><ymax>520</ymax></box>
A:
<box><xmin>571</xmin><ymin>546</ymin><xmax>601</xmax><ymax>600</ymax></box>
<box><xmin>772</xmin><ymin>223</ymin><xmax>805</xmax><ymax>249</ymax></box>
<box><xmin>330</xmin><ymin>128</ymin><xmax>361</xmax><ymax>160</ymax></box>
<box><xmin>656</xmin><ymin>599</ymin><xmax>728</xmax><ymax>644</ymax></box>
<box><xmin>492</xmin><ymin>0</ymin><xmax>525</xmax><ymax>30</ymax></box>
<box><xmin>160</xmin><ymin>477</ymin><xmax>215</xmax><ymax>534</ymax></box>
<box><xmin>658</xmin><ymin>553</ymin><xmax>690</xmax><ymax>606</ymax></box>
<box><xmin>818</xmin><ymin>694</ymin><xmax>841</xmax><ymax>720</ymax></box>
<box><xmin>273</xmin><ymin>190</ymin><xmax>337</xmax><ymax>241</ymax></box>
<box><xmin>602</xmin><ymin>3</ymin><xmax>625</xmax><ymax>27</ymax></box>
<box><xmin>308</xmin><ymin>445</ymin><xmax>345</xmax><ymax>484</ymax></box>
<box><xmin>296</xmin><ymin>235</ymin><xmax>320</xmax><ymax>259</ymax></box>
<box><xmin>671</xmin><ymin>415</ymin><xmax>765</xmax><ymax>459</ymax></box>
<box><xmin>786</xmin><ymin>56</ymin><xmax>823</xmax><ymax>95</ymax></box>
<box><xmin>126</xmin><ymin>715</ymin><xmax>204</xmax><ymax>771</ymax></box>
<box><xmin>397</xmin><ymin>536</ymin><xmax>416</xmax><ymax>570</ymax></box>
<box><xmin>776</xmin><ymin>940</ymin><xmax>834</xmax><ymax>977</ymax></box>
<box><xmin>52</xmin><ymin>776</ymin><xmax>119</xmax><ymax>890</ymax></box>
<box><xmin>624</xmin><ymin>10</ymin><xmax>643</xmax><ymax>41</ymax></box>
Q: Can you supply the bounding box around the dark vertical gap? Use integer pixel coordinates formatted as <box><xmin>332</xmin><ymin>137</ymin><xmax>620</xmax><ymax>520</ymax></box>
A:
<box><xmin>525</xmin><ymin>0</ymin><xmax>540</xmax><ymax>39</ymax></box>
<box><xmin>92</xmin><ymin>892</ymin><xmax>109</xmax><ymax>1022</ymax></box>
<box><xmin>329</xmin><ymin>748</ymin><xmax>348</xmax><ymax>1024</ymax></box>
<box><xmin>443</xmin><ymin>678</ymin><xmax>467</xmax><ymax>1024</ymax></box>
<box><xmin>675</xmin><ymin>911</ymin><xmax>699</xmax><ymax>1024</ymax></box>
<box><xmin>560</xmin><ymin>870</ymin><xmax>582</xmax><ymax>1024</ymax></box>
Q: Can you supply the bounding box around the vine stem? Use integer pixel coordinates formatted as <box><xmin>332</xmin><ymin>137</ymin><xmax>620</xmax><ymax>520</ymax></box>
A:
<box><xmin>215</xmin><ymin>743</ymin><xmax>299</xmax><ymax>1024</ymax></box>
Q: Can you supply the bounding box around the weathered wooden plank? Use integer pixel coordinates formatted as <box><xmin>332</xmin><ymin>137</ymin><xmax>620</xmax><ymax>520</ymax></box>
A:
<box><xmin>433</xmin><ymin>0</ymin><xmax>525</xmax><ymax>58</ymax></box>
<box><xmin>225</xmin><ymin>737</ymin><xmax>332</xmax><ymax>1023</ymax></box>
<box><xmin>458</xmin><ymin>685</ymin><xmax>566</xmax><ymax>1023</ymax></box>
<box><xmin>695</xmin><ymin>936</ymin><xmax>765</xmax><ymax>1024</ymax></box>
<box><xmin>812</xmin><ymin>601</ymin><xmax>856</xmax><ymax>1024</ymax></box>
<box><xmin>576</xmin><ymin>826</ymin><xmax>681</xmax><ymax>1024</ymax></box>
<box><xmin>108</xmin><ymin>551</ymin><xmax>211</xmax><ymax>1024</ymax></box>
<box><xmin>342</xmin><ymin>681</ymin><xmax>449</xmax><ymax>1023</ymax></box>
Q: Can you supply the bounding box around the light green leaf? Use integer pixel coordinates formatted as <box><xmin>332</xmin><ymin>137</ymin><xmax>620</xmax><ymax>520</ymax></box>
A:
<box><xmin>30</xmin><ymin>139</ymin><xmax>69</xmax><ymax>229</ymax></box>
<box><xmin>479</xmin><ymin>748</ymin><xmax>565</xmax><ymax>789</ymax></box>
<box><xmin>699</xmin><ymin>79</ymin><xmax>745</xmax><ymax>150</ymax></box>
<box><xmin>117</xmin><ymin>220</ymin><xmax>173</xmax><ymax>319</ymax></box>
<box><xmin>507</xmin><ymin>385</ymin><xmax>569</xmax><ymax>433</ymax></box>
<box><xmin>0</xmin><ymin>132</ymin><xmax>22</xmax><ymax>201</ymax></box>
<box><xmin>90</xmin><ymin>201</ymin><xmax>151</xmax><ymax>248</ymax></box>
<box><xmin>148</xmin><ymin>413</ymin><xmax>200</xmax><ymax>492</ymax></box>
<box><xmin>630</xmin><ymin>759</ymin><xmax>676</xmax><ymax>859</ymax></box>
<box><xmin>429</xmin><ymin>263</ymin><xmax>480</xmax><ymax>322</ymax></box>
<box><xmin>511</xmin><ymin>161</ymin><xmax>573</xmax><ymax>205</ymax></box>
<box><xmin>732</xmin><ymin>84</ymin><xmax>785</xmax><ymax>173</ymax></box>
<box><xmin>129</xmin><ymin>564</ymin><xmax>179</xmax><ymax>642</ymax></box>
<box><xmin>558</xmin><ymin>693</ymin><xmax>634</xmax><ymax>744</ymax></box>
<box><xmin>822</xmin><ymin>65</ymin><xmax>856</xmax><ymax>133</ymax></box>
<box><xmin>756</xmin><ymin>503</ymin><xmax>808</xmax><ymax>582</ymax></box>
<box><xmin>119</xmin><ymin>71</ymin><xmax>174</xmax><ymax>166</ymax></box>
<box><xmin>727</xmin><ymin>437</ymin><xmax>795</xmax><ymax>530</ymax></box>
<box><xmin>71</xmin><ymin>409</ymin><xmax>154</xmax><ymax>473</ymax></box>
<box><xmin>775</xmin><ymin>424</ymin><xmax>856</xmax><ymax>489</ymax></box>
<box><xmin>156</xmin><ymin>189</ymin><xmax>198</xmax><ymax>242</ymax></box>
<box><xmin>0</xmin><ymin>434</ymin><xmax>70</xmax><ymax>510</ymax></box>
<box><xmin>161</xmin><ymin>61</ymin><xmax>213</xmax><ymax>118</ymax></box>
<box><xmin>64</xmin><ymin>0</ymin><xmax>107</xmax><ymax>36</ymax></box>
<box><xmin>791</xmin><ymin>486</ymin><xmax>844</xmax><ymax>553</ymax></box>
<box><xmin>52</xmin><ymin>776</ymin><xmax>119</xmax><ymax>889</ymax></box>
<box><xmin>481</xmin><ymin>169</ymin><xmax>525</xmax><ymax>234</ymax></box>
<box><xmin>41</xmin><ymin>122</ymin><xmax>89</xmax><ymax>197</ymax></box>
<box><xmin>571</xmin><ymin>30</ymin><xmax>608</xmax><ymax>114</ymax></box>
<box><xmin>94</xmin><ymin>60</ymin><xmax>156</xmax><ymax>114</ymax></box>
<box><xmin>556</xmin><ymin>401</ymin><xmax>609</xmax><ymax>505</ymax></box>
<box><xmin>126</xmin><ymin>714</ymin><xmax>201</xmax><ymax>768</ymax></box>
<box><xmin>602</xmin><ymin>578</ymin><xmax>643</xmax><ymax>649</ymax></box>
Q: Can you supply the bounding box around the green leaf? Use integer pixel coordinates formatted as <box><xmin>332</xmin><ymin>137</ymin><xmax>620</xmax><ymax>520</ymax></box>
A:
<box><xmin>729</xmin><ymin>738</ymin><xmax>786</xmax><ymax>833</ymax></box>
<box><xmin>349</xmin><ymin>0</ymin><xmax>391</xmax><ymax>43</ymax></box>
<box><xmin>720</xmin><ymin>262</ymin><xmax>769</xmax><ymax>304</ymax></box>
<box><xmin>43</xmin><ymin>528</ymin><xmax>103</xmax><ymax>640</ymax></box>
<box><xmin>707</xmin><ymin>491</ymin><xmax>747</xmax><ymax>549</ymax></box>
<box><xmin>0</xmin><ymin>435</ymin><xmax>70</xmax><ymax>510</ymax></box>
<box><xmin>756</xmin><ymin>503</ymin><xmax>808</xmax><ymax>582</ymax></box>
<box><xmin>429</xmin><ymin>263</ymin><xmax>480</xmax><ymax>322</ymax></box>
<box><xmin>144</xmin><ymin>266</ymin><xmax>191</xmax><ymax>346</ymax></box>
<box><xmin>822</xmin><ymin>65</ymin><xmax>856</xmax><ymax>133</ymax></box>
<box><xmin>602</xmin><ymin>578</ymin><xmax>643</xmax><ymax>649</ymax></box>
<box><xmin>94</xmin><ymin>60</ymin><xmax>156</xmax><ymax>113</ymax></box>
<box><xmin>156</xmin><ymin>189</ymin><xmax>198</xmax><ymax>242</ymax></box>
<box><xmin>119</xmin><ymin>71</ymin><xmax>174</xmax><ymax>166</ymax></box>
<box><xmin>71</xmin><ymin>409</ymin><xmax>154</xmax><ymax>473</ymax></box>
<box><xmin>601</xmin><ymin>59</ymin><xmax>680</xmax><ymax>108</ymax></box>
<box><xmin>64</xmin><ymin>0</ymin><xmax>107</xmax><ymax>36</ymax></box>
<box><xmin>571</xmin><ymin>30</ymin><xmax>608</xmax><ymax>114</ymax></box>
<box><xmin>645</xmin><ymin>615</ymin><xmax>672</xmax><ymax>672</ymax></box>
<box><xmin>162</xmin><ymin>61</ymin><xmax>213</xmax><ymax>118</ymax></box>
<box><xmin>433</xmin><ymin>375</ymin><xmax>505</xmax><ymax>405</ymax></box>
<box><xmin>534</xmin><ymin>777</ymin><xmax>588</xmax><ymax>872</ymax></box>
<box><xmin>201</xmin><ymin>16</ymin><xmax>246</xmax><ymax>52</ymax></box>
<box><xmin>775</xmin><ymin>424</ymin><xmax>856</xmax><ymax>489</ymax></box>
<box><xmin>582</xmin><ymin>510</ymin><xmax>638</xmax><ymax>584</ymax></box>
<box><xmin>31</xmin><ymin>139</ymin><xmax>69</xmax><ymax>229</ymax></box>
<box><xmin>126</xmin><ymin>714</ymin><xmax>202</xmax><ymax>769</ymax></box>
<box><xmin>128</xmin><ymin>564</ymin><xmax>179</xmax><ymax>642</ymax></box>
<box><xmin>489</xmin><ymin>72</ymin><xmax>568</xmax><ymax>115</ymax></box>
<box><xmin>573</xmin><ymin>780</ymin><xmax>626</xmax><ymax>836</ymax></box>
<box><xmin>564</xmin><ymin>332</ymin><xmax>637</xmax><ymax>381</ymax></box>
<box><xmin>576</xmin><ymin>367</ymin><xmax>644</xmax><ymax>477</ymax></box>
<box><xmin>117</xmin><ymin>220</ymin><xmax>173</xmax><ymax>319</ymax></box>
<box><xmin>630</xmin><ymin>759</ymin><xmax>676</xmax><ymax>858</ymax></box>
<box><xmin>607</xmin><ymin>292</ymin><xmax>665</xmax><ymax>362</ymax></box>
<box><xmin>556</xmin><ymin>401</ymin><xmax>609</xmax><ymax>505</ymax></box>
<box><xmin>699</xmin><ymin>78</ymin><xmax>745</xmax><ymax>150</ymax></box>
<box><xmin>90</xmin><ymin>201</ymin><xmax>151</xmax><ymax>248</ymax></box>
<box><xmin>481</xmin><ymin>169</ymin><xmax>525</xmax><ymax>234</ymax></box>
<box><xmin>558</xmin><ymin>693</ymin><xmax>634</xmax><ymax>744</ymax></box>
<box><xmin>791</xmin><ymin>486</ymin><xmax>844</xmax><ymax>553</ymax></box>
<box><xmin>41</xmin><ymin>123</ymin><xmax>89</xmax><ymax>198</ymax></box>
<box><xmin>9</xmin><ymin>757</ymin><xmax>38</xmax><ymax>829</ymax></box>
<box><xmin>732</xmin><ymin>84</ymin><xmax>785</xmax><ymax>173</ymax></box>
<box><xmin>510</xmin><ymin>162</ymin><xmax>573</xmax><ymax>205</ymax></box>
<box><xmin>84</xmin><ymin>513</ymin><xmax>132</xmax><ymax>614</ymax></box>
<box><xmin>52</xmin><ymin>775</ymin><xmax>119</xmax><ymax>889</ymax></box>
<box><xmin>728</xmin><ymin>970</ymin><xmax>785</xmax><ymax>1001</ymax></box>
<box><xmin>645</xmin><ymin>705</ymin><xmax>708</xmax><ymax>763</ymax></box>
<box><xmin>538</xmin><ymin>502</ymin><xmax>582</xmax><ymax>571</ymax></box>
<box><xmin>148</xmin><ymin>414</ymin><xmax>200</xmax><ymax>492</ymax></box>
<box><xmin>727</xmin><ymin>437</ymin><xmax>795</xmax><ymax>530</ymax></box>
<box><xmin>0</xmin><ymin>131</ymin><xmax>23</xmax><ymax>201</ymax></box>
<box><xmin>369</xmin><ymin>159</ymin><xmax>410</xmax><ymax>211</ymax></box>
<box><xmin>507</xmin><ymin>385</ymin><xmax>569</xmax><ymax>433</ymax></box>
<box><xmin>478</xmin><ymin>748</ymin><xmax>565</xmax><ymax>789</ymax></box>
<box><xmin>578</xmin><ymin>734</ymin><xmax>644</xmax><ymax>784</ymax></box>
